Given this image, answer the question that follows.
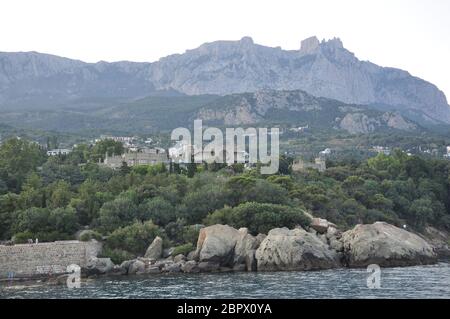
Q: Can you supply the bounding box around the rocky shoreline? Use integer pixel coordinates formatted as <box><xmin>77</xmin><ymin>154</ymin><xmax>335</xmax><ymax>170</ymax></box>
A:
<box><xmin>81</xmin><ymin>220</ymin><xmax>439</xmax><ymax>279</ymax></box>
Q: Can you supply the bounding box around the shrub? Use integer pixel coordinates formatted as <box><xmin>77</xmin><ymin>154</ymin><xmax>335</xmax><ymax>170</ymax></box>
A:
<box><xmin>12</xmin><ymin>206</ymin><xmax>78</xmax><ymax>241</ymax></box>
<box><xmin>182</xmin><ymin>225</ymin><xmax>201</xmax><ymax>244</ymax></box>
<box><xmin>205</xmin><ymin>202</ymin><xmax>311</xmax><ymax>234</ymax></box>
<box><xmin>12</xmin><ymin>231</ymin><xmax>34</xmax><ymax>244</ymax></box>
<box><xmin>172</xmin><ymin>243</ymin><xmax>195</xmax><ymax>256</ymax></box>
<box><xmin>104</xmin><ymin>221</ymin><xmax>162</xmax><ymax>257</ymax></box>
<box><xmin>164</xmin><ymin>220</ymin><xmax>201</xmax><ymax>245</ymax></box>
<box><xmin>101</xmin><ymin>247</ymin><xmax>135</xmax><ymax>265</ymax></box>
<box><xmin>13</xmin><ymin>230</ymin><xmax>71</xmax><ymax>243</ymax></box>
<box><xmin>79</xmin><ymin>230</ymin><xmax>103</xmax><ymax>242</ymax></box>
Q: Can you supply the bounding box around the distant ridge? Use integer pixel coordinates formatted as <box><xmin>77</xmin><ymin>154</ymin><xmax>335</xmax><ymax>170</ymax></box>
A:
<box><xmin>0</xmin><ymin>36</ymin><xmax>449</xmax><ymax>124</ymax></box>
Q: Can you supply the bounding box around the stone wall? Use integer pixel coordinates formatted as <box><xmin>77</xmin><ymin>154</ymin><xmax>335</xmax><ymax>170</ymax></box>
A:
<box><xmin>0</xmin><ymin>240</ymin><xmax>102</xmax><ymax>279</ymax></box>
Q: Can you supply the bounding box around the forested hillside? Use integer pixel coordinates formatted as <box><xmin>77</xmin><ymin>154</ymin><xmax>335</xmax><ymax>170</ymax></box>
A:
<box><xmin>1</xmin><ymin>138</ymin><xmax>449</xmax><ymax>263</ymax></box>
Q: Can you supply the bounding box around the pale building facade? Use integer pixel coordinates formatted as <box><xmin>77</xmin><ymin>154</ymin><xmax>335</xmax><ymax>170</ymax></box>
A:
<box><xmin>292</xmin><ymin>158</ymin><xmax>326</xmax><ymax>173</ymax></box>
<box><xmin>101</xmin><ymin>149</ymin><xmax>169</xmax><ymax>169</ymax></box>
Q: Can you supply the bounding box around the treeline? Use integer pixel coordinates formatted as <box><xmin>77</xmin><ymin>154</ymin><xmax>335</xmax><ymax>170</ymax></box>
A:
<box><xmin>1</xmin><ymin>137</ymin><xmax>449</xmax><ymax>263</ymax></box>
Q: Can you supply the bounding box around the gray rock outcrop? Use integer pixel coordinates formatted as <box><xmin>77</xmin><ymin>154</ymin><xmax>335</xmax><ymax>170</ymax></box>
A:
<box><xmin>233</xmin><ymin>228</ymin><xmax>264</xmax><ymax>271</ymax></box>
<box><xmin>194</xmin><ymin>224</ymin><xmax>241</xmax><ymax>266</ymax></box>
<box><xmin>310</xmin><ymin>218</ymin><xmax>335</xmax><ymax>234</ymax></box>
<box><xmin>255</xmin><ymin>228</ymin><xmax>341</xmax><ymax>271</ymax></box>
<box><xmin>144</xmin><ymin>236</ymin><xmax>163</xmax><ymax>260</ymax></box>
<box><xmin>341</xmin><ymin>222</ymin><xmax>437</xmax><ymax>267</ymax></box>
<box><xmin>128</xmin><ymin>260</ymin><xmax>146</xmax><ymax>275</ymax></box>
<box><xmin>83</xmin><ymin>257</ymin><xmax>114</xmax><ymax>276</ymax></box>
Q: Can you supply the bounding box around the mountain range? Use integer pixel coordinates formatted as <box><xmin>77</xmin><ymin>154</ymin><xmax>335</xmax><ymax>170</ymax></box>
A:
<box><xmin>0</xmin><ymin>36</ymin><xmax>449</xmax><ymax>126</ymax></box>
<box><xmin>0</xmin><ymin>88</ymin><xmax>419</xmax><ymax>136</ymax></box>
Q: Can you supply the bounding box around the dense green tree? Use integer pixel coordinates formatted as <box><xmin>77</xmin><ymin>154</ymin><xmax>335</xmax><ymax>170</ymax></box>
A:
<box><xmin>49</xmin><ymin>207</ymin><xmax>79</xmax><ymax>235</ymax></box>
<box><xmin>278</xmin><ymin>155</ymin><xmax>293</xmax><ymax>175</ymax></box>
<box><xmin>19</xmin><ymin>173</ymin><xmax>45</xmax><ymax>209</ymax></box>
<box><xmin>147</xmin><ymin>163</ymin><xmax>167</xmax><ymax>176</ymax></box>
<box><xmin>138</xmin><ymin>196</ymin><xmax>175</xmax><ymax>226</ymax></box>
<box><xmin>47</xmin><ymin>180</ymin><xmax>73</xmax><ymax>209</ymax></box>
<box><xmin>0</xmin><ymin>193</ymin><xmax>20</xmax><ymax>239</ymax></box>
<box><xmin>409</xmin><ymin>198</ymin><xmax>434</xmax><ymax>229</ymax></box>
<box><xmin>70</xmin><ymin>179</ymin><xmax>112</xmax><ymax>225</ymax></box>
<box><xmin>12</xmin><ymin>206</ymin><xmax>77</xmax><ymax>242</ymax></box>
<box><xmin>186</xmin><ymin>162</ymin><xmax>197</xmax><ymax>178</ymax></box>
<box><xmin>178</xmin><ymin>184</ymin><xmax>230</xmax><ymax>224</ymax></box>
<box><xmin>81</xmin><ymin>163</ymin><xmax>115</xmax><ymax>182</ymax></box>
<box><xmin>40</xmin><ymin>157</ymin><xmax>85</xmax><ymax>186</ymax></box>
<box><xmin>242</xmin><ymin>179</ymin><xmax>289</xmax><ymax>205</ymax></box>
<box><xmin>98</xmin><ymin>197</ymin><xmax>139</xmax><ymax>232</ymax></box>
<box><xmin>0</xmin><ymin>178</ymin><xmax>7</xmax><ymax>195</ymax></box>
<box><xmin>0</xmin><ymin>138</ymin><xmax>46</xmax><ymax>191</ymax></box>
<box><xmin>90</xmin><ymin>139</ymin><xmax>124</xmax><ymax>162</ymax></box>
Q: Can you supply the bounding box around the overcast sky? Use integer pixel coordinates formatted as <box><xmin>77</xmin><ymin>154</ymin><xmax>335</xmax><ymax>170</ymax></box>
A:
<box><xmin>1</xmin><ymin>0</ymin><xmax>449</xmax><ymax>99</ymax></box>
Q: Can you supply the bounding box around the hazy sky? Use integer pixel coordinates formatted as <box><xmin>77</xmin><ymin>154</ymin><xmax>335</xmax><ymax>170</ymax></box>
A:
<box><xmin>1</xmin><ymin>0</ymin><xmax>449</xmax><ymax>99</ymax></box>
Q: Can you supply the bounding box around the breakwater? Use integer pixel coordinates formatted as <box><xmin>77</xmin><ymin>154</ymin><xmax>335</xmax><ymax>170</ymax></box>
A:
<box><xmin>0</xmin><ymin>240</ymin><xmax>102</xmax><ymax>279</ymax></box>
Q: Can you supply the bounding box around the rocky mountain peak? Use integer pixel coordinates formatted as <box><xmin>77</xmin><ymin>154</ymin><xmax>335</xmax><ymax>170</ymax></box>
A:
<box><xmin>1</xmin><ymin>37</ymin><xmax>449</xmax><ymax>124</ymax></box>
<box><xmin>322</xmin><ymin>37</ymin><xmax>344</xmax><ymax>49</ymax></box>
<box><xmin>240</xmin><ymin>36</ymin><xmax>254</xmax><ymax>46</ymax></box>
<box><xmin>300</xmin><ymin>36</ymin><xmax>320</xmax><ymax>54</ymax></box>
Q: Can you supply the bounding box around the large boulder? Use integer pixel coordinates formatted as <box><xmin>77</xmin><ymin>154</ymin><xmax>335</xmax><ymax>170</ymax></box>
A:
<box><xmin>341</xmin><ymin>222</ymin><xmax>437</xmax><ymax>267</ymax></box>
<box><xmin>173</xmin><ymin>254</ymin><xmax>186</xmax><ymax>263</ymax></box>
<box><xmin>162</xmin><ymin>247</ymin><xmax>175</xmax><ymax>258</ymax></box>
<box><xmin>194</xmin><ymin>224</ymin><xmax>241</xmax><ymax>266</ymax></box>
<box><xmin>422</xmin><ymin>226</ymin><xmax>450</xmax><ymax>258</ymax></box>
<box><xmin>144</xmin><ymin>236</ymin><xmax>163</xmax><ymax>259</ymax></box>
<box><xmin>181</xmin><ymin>261</ymin><xmax>200</xmax><ymax>273</ymax></box>
<box><xmin>83</xmin><ymin>257</ymin><xmax>114</xmax><ymax>276</ymax></box>
<box><xmin>310</xmin><ymin>218</ymin><xmax>329</xmax><ymax>234</ymax></box>
<box><xmin>255</xmin><ymin>228</ymin><xmax>340</xmax><ymax>271</ymax></box>
<box><xmin>234</xmin><ymin>228</ymin><xmax>264</xmax><ymax>271</ymax></box>
<box><xmin>128</xmin><ymin>260</ymin><xmax>146</xmax><ymax>275</ymax></box>
<box><xmin>197</xmin><ymin>261</ymin><xmax>220</xmax><ymax>272</ymax></box>
<box><xmin>118</xmin><ymin>260</ymin><xmax>134</xmax><ymax>275</ymax></box>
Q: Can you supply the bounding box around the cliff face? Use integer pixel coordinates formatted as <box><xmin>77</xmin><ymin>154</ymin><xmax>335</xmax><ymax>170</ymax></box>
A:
<box><xmin>339</xmin><ymin>112</ymin><xmax>417</xmax><ymax>134</ymax></box>
<box><xmin>195</xmin><ymin>89</ymin><xmax>418</xmax><ymax>134</ymax></box>
<box><xmin>0</xmin><ymin>52</ymin><xmax>154</xmax><ymax>105</ymax></box>
<box><xmin>147</xmin><ymin>36</ymin><xmax>450</xmax><ymax>123</ymax></box>
<box><xmin>1</xmin><ymin>36</ymin><xmax>449</xmax><ymax>124</ymax></box>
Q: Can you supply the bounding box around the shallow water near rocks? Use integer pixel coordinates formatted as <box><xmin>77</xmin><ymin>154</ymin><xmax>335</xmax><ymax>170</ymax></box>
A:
<box><xmin>1</xmin><ymin>262</ymin><xmax>450</xmax><ymax>299</ymax></box>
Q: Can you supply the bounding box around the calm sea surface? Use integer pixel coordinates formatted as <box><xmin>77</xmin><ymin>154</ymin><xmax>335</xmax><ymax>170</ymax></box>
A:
<box><xmin>1</xmin><ymin>262</ymin><xmax>449</xmax><ymax>299</ymax></box>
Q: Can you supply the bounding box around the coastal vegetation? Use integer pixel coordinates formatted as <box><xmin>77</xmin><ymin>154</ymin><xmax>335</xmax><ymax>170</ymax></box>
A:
<box><xmin>1</xmin><ymin>137</ymin><xmax>450</xmax><ymax>263</ymax></box>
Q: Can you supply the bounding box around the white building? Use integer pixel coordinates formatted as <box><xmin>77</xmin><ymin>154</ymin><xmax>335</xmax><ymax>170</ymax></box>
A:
<box><xmin>290</xmin><ymin>125</ymin><xmax>309</xmax><ymax>133</ymax></box>
<box><xmin>372</xmin><ymin>146</ymin><xmax>391</xmax><ymax>155</ymax></box>
<box><xmin>444</xmin><ymin>146</ymin><xmax>450</xmax><ymax>159</ymax></box>
<box><xmin>169</xmin><ymin>141</ymin><xmax>249</xmax><ymax>164</ymax></box>
<box><xmin>47</xmin><ymin>149</ymin><xmax>72</xmax><ymax>156</ymax></box>
<box><xmin>319</xmin><ymin>148</ymin><xmax>332</xmax><ymax>156</ymax></box>
<box><xmin>101</xmin><ymin>149</ymin><xmax>169</xmax><ymax>169</ymax></box>
<box><xmin>99</xmin><ymin>135</ymin><xmax>136</xmax><ymax>143</ymax></box>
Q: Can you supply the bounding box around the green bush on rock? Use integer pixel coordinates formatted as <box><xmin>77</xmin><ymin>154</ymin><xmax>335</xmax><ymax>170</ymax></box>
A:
<box><xmin>172</xmin><ymin>243</ymin><xmax>195</xmax><ymax>256</ymax></box>
<box><xmin>205</xmin><ymin>202</ymin><xmax>311</xmax><ymax>234</ymax></box>
<box><xmin>104</xmin><ymin>221</ymin><xmax>163</xmax><ymax>259</ymax></box>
